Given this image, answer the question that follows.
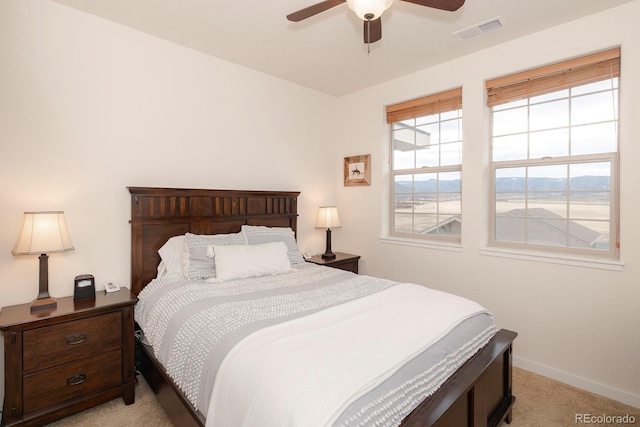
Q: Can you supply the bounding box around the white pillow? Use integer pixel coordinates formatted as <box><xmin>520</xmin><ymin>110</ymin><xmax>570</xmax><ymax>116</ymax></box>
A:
<box><xmin>211</xmin><ymin>241</ymin><xmax>291</xmax><ymax>281</ymax></box>
<box><xmin>157</xmin><ymin>235</ymin><xmax>186</xmax><ymax>277</ymax></box>
<box><xmin>241</xmin><ymin>225</ymin><xmax>305</xmax><ymax>265</ymax></box>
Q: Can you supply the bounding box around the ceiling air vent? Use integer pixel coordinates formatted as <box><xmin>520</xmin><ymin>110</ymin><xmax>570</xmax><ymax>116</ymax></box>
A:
<box><xmin>453</xmin><ymin>16</ymin><xmax>504</xmax><ymax>41</ymax></box>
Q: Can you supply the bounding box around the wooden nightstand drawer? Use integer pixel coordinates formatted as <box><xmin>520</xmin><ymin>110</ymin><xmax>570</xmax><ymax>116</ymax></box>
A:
<box><xmin>23</xmin><ymin>311</ymin><xmax>122</xmax><ymax>372</ymax></box>
<box><xmin>23</xmin><ymin>349</ymin><xmax>122</xmax><ymax>415</ymax></box>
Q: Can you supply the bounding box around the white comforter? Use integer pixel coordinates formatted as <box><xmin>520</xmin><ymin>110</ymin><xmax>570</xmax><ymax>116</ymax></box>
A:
<box><xmin>205</xmin><ymin>283</ymin><xmax>490</xmax><ymax>427</ymax></box>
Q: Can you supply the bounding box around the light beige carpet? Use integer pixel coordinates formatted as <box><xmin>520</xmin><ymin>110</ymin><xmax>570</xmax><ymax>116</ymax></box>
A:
<box><xmin>45</xmin><ymin>368</ymin><xmax>639</xmax><ymax>426</ymax></box>
<box><xmin>44</xmin><ymin>376</ymin><xmax>172</xmax><ymax>427</ymax></box>
<box><xmin>508</xmin><ymin>368</ymin><xmax>639</xmax><ymax>427</ymax></box>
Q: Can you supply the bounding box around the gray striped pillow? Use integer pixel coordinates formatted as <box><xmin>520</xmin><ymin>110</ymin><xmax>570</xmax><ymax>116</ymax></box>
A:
<box><xmin>183</xmin><ymin>232</ymin><xmax>245</xmax><ymax>280</ymax></box>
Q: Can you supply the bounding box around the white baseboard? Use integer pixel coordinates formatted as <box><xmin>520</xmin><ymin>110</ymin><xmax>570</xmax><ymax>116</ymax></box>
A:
<box><xmin>513</xmin><ymin>356</ymin><xmax>640</xmax><ymax>409</ymax></box>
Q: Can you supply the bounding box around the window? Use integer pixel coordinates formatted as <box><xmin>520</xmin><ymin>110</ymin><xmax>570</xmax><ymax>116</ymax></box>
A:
<box><xmin>386</xmin><ymin>88</ymin><xmax>463</xmax><ymax>241</ymax></box>
<box><xmin>487</xmin><ymin>48</ymin><xmax>620</xmax><ymax>258</ymax></box>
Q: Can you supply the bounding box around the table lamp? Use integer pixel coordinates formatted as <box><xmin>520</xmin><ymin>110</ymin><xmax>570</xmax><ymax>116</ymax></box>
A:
<box><xmin>12</xmin><ymin>211</ymin><xmax>74</xmax><ymax>312</ymax></box>
<box><xmin>316</xmin><ymin>206</ymin><xmax>341</xmax><ymax>260</ymax></box>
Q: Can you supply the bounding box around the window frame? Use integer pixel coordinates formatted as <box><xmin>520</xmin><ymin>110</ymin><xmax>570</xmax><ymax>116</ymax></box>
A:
<box><xmin>386</xmin><ymin>88</ymin><xmax>463</xmax><ymax>243</ymax></box>
<box><xmin>489</xmin><ymin>154</ymin><xmax>619</xmax><ymax>258</ymax></box>
<box><xmin>487</xmin><ymin>49</ymin><xmax>620</xmax><ymax>259</ymax></box>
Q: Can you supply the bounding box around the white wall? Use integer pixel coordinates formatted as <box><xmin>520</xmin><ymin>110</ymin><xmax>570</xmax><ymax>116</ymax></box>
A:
<box><xmin>0</xmin><ymin>1</ymin><xmax>337</xmax><ymax>404</ymax></box>
<box><xmin>336</xmin><ymin>2</ymin><xmax>640</xmax><ymax>407</ymax></box>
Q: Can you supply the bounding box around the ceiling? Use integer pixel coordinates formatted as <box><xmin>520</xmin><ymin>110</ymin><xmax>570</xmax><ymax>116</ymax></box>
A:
<box><xmin>53</xmin><ymin>0</ymin><xmax>632</xmax><ymax>96</ymax></box>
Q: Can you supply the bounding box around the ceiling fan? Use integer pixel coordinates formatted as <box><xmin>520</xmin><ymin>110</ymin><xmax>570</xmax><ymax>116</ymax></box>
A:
<box><xmin>287</xmin><ymin>0</ymin><xmax>465</xmax><ymax>46</ymax></box>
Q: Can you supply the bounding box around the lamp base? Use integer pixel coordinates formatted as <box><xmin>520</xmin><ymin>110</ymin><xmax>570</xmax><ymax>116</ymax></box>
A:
<box><xmin>321</xmin><ymin>252</ymin><xmax>336</xmax><ymax>260</ymax></box>
<box><xmin>31</xmin><ymin>253</ymin><xmax>57</xmax><ymax>312</ymax></box>
<box><xmin>322</xmin><ymin>228</ymin><xmax>336</xmax><ymax>260</ymax></box>
<box><xmin>30</xmin><ymin>297</ymin><xmax>57</xmax><ymax>312</ymax></box>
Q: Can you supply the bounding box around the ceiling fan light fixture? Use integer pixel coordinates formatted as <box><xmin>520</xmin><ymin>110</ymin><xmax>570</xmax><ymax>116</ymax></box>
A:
<box><xmin>346</xmin><ymin>0</ymin><xmax>393</xmax><ymax>20</ymax></box>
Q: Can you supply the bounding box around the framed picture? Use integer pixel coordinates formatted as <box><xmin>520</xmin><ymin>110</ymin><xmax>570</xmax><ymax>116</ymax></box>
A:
<box><xmin>344</xmin><ymin>154</ymin><xmax>371</xmax><ymax>187</ymax></box>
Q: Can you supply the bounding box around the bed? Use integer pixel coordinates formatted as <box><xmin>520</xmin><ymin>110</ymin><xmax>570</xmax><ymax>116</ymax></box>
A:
<box><xmin>129</xmin><ymin>186</ymin><xmax>517</xmax><ymax>427</ymax></box>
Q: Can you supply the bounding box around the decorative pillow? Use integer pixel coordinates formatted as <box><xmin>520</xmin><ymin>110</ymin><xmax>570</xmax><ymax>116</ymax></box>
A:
<box><xmin>211</xmin><ymin>241</ymin><xmax>291</xmax><ymax>281</ymax></box>
<box><xmin>241</xmin><ymin>225</ymin><xmax>305</xmax><ymax>265</ymax></box>
<box><xmin>182</xmin><ymin>232</ymin><xmax>245</xmax><ymax>280</ymax></box>
<box><xmin>157</xmin><ymin>235</ymin><xmax>186</xmax><ymax>277</ymax></box>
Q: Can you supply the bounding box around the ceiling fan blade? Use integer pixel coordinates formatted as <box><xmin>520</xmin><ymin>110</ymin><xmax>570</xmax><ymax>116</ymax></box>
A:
<box><xmin>287</xmin><ymin>0</ymin><xmax>346</xmax><ymax>22</ymax></box>
<box><xmin>364</xmin><ymin>17</ymin><xmax>382</xmax><ymax>44</ymax></box>
<box><xmin>400</xmin><ymin>0</ymin><xmax>465</xmax><ymax>12</ymax></box>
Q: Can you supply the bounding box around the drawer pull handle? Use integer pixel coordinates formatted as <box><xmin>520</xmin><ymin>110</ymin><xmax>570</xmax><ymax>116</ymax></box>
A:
<box><xmin>67</xmin><ymin>373</ymin><xmax>87</xmax><ymax>386</ymax></box>
<box><xmin>66</xmin><ymin>333</ymin><xmax>87</xmax><ymax>345</ymax></box>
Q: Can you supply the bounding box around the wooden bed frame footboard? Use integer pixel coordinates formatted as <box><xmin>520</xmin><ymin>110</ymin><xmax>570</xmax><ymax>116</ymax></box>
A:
<box><xmin>136</xmin><ymin>328</ymin><xmax>517</xmax><ymax>427</ymax></box>
<box><xmin>129</xmin><ymin>187</ymin><xmax>517</xmax><ymax>427</ymax></box>
<box><xmin>402</xmin><ymin>329</ymin><xmax>517</xmax><ymax>427</ymax></box>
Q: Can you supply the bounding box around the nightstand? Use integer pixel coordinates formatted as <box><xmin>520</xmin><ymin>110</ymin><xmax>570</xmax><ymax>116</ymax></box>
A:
<box><xmin>0</xmin><ymin>289</ymin><xmax>138</xmax><ymax>426</ymax></box>
<box><xmin>306</xmin><ymin>252</ymin><xmax>360</xmax><ymax>274</ymax></box>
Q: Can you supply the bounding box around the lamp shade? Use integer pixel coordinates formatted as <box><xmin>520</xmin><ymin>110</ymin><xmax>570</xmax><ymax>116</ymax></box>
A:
<box><xmin>346</xmin><ymin>0</ymin><xmax>393</xmax><ymax>20</ymax></box>
<box><xmin>12</xmin><ymin>211</ymin><xmax>74</xmax><ymax>255</ymax></box>
<box><xmin>316</xmin><ymin>206</ymin><xmax>342</xmax><ymax>229</ymax></box>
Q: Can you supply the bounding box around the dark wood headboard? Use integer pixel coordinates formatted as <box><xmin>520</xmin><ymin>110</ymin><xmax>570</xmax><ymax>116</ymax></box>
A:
<box><xmin>128</xmin><ymin>187</ymin><xmax>300</xmax><ymax>295</ymax></box>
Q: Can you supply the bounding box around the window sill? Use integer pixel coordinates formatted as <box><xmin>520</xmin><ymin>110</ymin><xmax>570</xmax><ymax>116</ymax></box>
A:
<box><xmin>379</xmin><ymin>236</ymin><xmax>462</xmax><ymax>252</ymax></box>
<box><xmin>479</xmin><ymin>247</ymin><xmax>623</xmax><ymax>271</ymax></box>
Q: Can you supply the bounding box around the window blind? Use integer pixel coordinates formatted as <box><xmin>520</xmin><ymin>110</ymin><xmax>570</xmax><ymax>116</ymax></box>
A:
<box><xmin>386</xmin><ymin>88</ymin><xmax>462</xmax><ymax>124</ymax></box>
<box><xmin>486</xmin><ymin>48</ymin><xmax>620</xmax><ymax>107</ymax></box>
